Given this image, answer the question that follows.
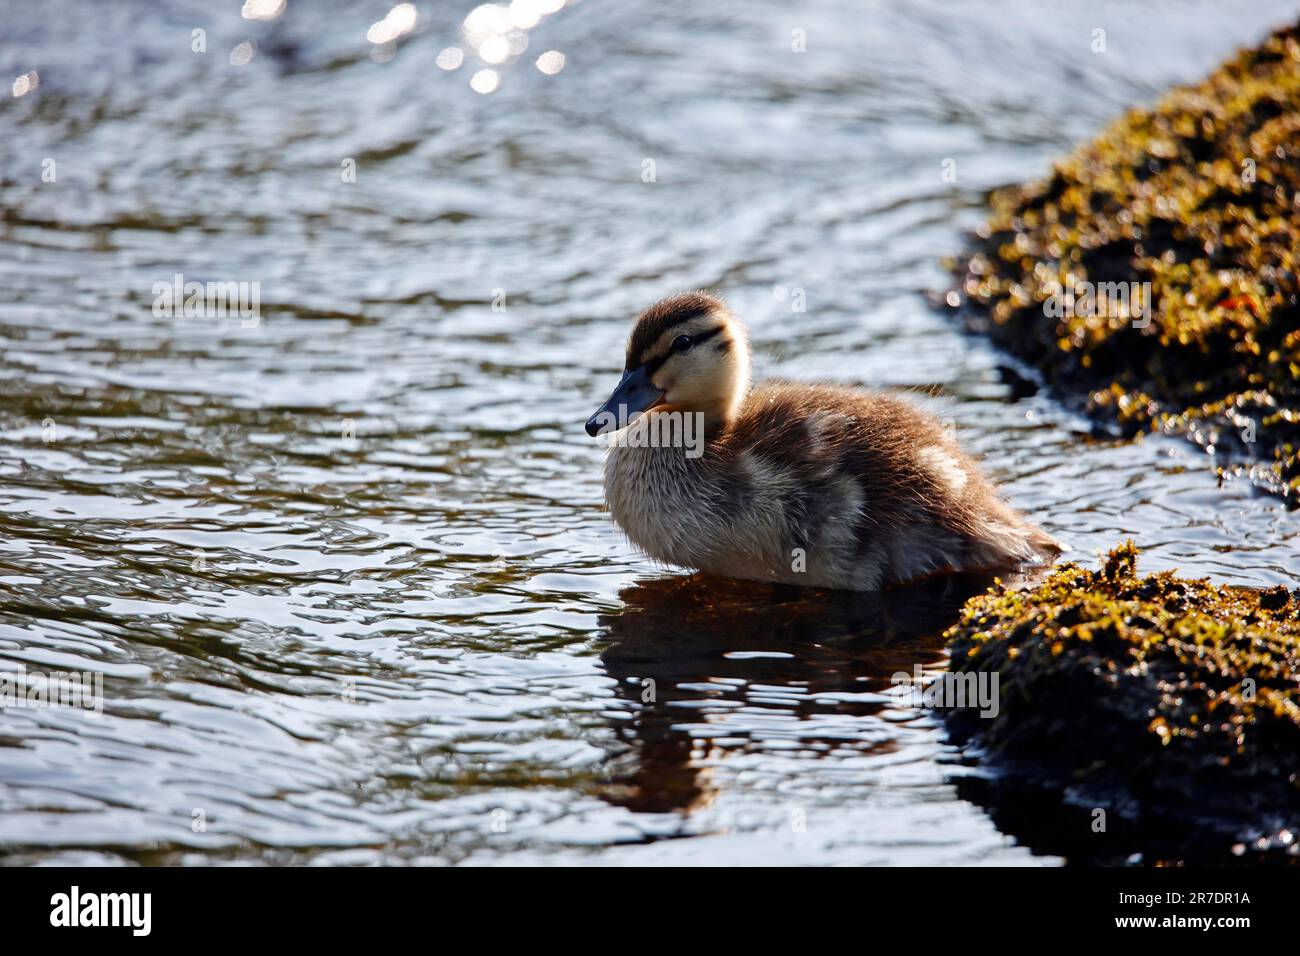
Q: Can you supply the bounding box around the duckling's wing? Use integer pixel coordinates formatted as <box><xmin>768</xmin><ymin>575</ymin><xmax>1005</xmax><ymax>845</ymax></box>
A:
<box><xmin>729</xmin><ymin>382</ymin><xmax>1059</xmax><ymax>583</ymax></box>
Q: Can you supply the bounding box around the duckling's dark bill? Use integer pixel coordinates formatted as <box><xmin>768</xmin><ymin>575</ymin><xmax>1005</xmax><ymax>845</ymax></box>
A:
<box><xmin>585</xmin><ymin>365</ymin><xmax>665</xmax><ymax>436</ymax></box>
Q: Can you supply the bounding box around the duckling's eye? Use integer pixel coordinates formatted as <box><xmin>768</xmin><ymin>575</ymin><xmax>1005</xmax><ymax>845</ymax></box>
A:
<box><xmin>672</xmin><ymin>334</ymin><xmax>693</xmax><ymax>353</ymax></box>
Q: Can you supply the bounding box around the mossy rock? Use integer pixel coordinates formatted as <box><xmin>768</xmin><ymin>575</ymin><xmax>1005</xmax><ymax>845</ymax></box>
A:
<box><xmin>950</xmin><ymin>22</ymin><xmax>1300</xmax><ymax>505</ymax></box>
<box><xmin>944</xmin><ymin>543</ymin><xmax>1300</xmax><ymax>861</ymax></box>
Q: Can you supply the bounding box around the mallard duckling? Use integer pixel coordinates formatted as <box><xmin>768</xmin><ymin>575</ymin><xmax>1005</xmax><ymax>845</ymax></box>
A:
<box><xmin>585</xmin><ymin>292</ymin><xmax>1061</xmax><ymax>591</ymax></box>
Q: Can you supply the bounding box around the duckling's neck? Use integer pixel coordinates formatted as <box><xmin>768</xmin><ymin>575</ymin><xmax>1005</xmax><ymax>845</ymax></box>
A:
<box><xmin>655</xmin><ymin>403</ymin><xmax>736</xmax><ymax>442</ymax></box>
<box><xmin>683</xmin><ymin>369</ymin><xmax>749</xmax><ymax>439</ymax></box>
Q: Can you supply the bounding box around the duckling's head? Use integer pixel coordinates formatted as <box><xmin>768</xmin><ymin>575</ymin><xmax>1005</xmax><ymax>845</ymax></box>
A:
<box><xmin>585</xmin><ymin>292</ymin><xmax>750</xmax><ymax>437</ymax></box>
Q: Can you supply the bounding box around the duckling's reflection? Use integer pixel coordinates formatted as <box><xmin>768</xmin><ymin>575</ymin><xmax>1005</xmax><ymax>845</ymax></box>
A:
<box><xmin>593</xmin><ymin>570</ymin><xmax>998</xmax><ymax>815</ymax></box>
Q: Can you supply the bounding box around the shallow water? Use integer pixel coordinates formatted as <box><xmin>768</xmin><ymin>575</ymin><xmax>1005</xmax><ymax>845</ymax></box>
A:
<box><xmin>2</xmin><ymin>0</ymin><xmax>1299</xmax><ymax>865</ymax></box>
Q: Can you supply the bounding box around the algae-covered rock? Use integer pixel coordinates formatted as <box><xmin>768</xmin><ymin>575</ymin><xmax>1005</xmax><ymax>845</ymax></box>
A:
<box><xmin>944</xmin><ymin>543</ymin><xmax>1300</xmax><ymax>859</ymax></box>
<box><xmin>951</xmin><ymin>22</ymin><xmax>1300</xmax><ymax>505</ymax></box>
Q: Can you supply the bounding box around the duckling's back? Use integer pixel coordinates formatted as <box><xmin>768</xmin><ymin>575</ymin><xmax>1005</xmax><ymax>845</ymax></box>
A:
<box><xmin>731</xmin><ymin>381</ymin><xmax>1059</xmax><ymax>586</ymax></box>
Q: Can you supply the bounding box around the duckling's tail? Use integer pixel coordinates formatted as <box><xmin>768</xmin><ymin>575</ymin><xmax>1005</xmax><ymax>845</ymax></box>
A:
<box><xmin>1026</xmin><ymin>525</ymin><xmax>1068</xmax><ymax>562</ymax></box>
<box><xmin>968</xmin><ymin>513</ymin><xmax>1065</xmax><ymax>571</ymax></box>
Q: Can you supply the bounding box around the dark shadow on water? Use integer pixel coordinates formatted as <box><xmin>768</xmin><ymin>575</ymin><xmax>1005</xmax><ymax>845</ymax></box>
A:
<box><xmin>590</xmin><ymin>568</ymin><xmax>1271</xmax><ymax>866</ymax></box>
<box><xmin>591</xmin><ymin>570</ymin><xmax>998</xmax><ymax>816</ymax></box>
<box><xmin>952</xmin><ymin>770</ymin><xmax>1300</xmax><ymax>866</ymax></box>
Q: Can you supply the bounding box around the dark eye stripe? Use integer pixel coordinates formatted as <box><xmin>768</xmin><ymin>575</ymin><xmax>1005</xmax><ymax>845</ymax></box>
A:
<box><xmin>689</xmin><ymin>326</ymin><xmax>724</xmax><ymax>347</ymax></box>
<box><xmin>633</xmin><ymin>325</ymin><xmax>725</xmax><ymax>373</ymax></box>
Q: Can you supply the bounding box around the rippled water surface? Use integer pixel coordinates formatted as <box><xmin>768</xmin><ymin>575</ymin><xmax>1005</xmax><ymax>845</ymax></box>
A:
<box><xmin>3</xmin><ymin>0</ymin><xmax>1300</xmax><ymax>865</ymax></box>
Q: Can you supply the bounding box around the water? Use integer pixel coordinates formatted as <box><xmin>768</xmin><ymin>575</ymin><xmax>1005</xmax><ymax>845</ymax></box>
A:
<box><xmin>2</xmin><ymin>0</ymin><xmax>1299</xmax><ymax>865</ymax></box>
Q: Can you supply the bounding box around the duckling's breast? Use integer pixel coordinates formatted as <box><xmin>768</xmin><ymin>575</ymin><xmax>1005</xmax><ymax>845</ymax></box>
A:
<box><xmin>603</xmin><ymin>439</ymin><xmax>723</xmax><ymax>571</ymax></box>
<box><xmin>602</xmin><ymin>427</ymin><xmax>872</xmax><ymax>588</ymax></box>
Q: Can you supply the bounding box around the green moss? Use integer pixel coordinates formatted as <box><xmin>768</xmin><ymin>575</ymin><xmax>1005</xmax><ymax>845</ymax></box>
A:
<box><xmin>945</xmin><ymin>543</ymin><xmax>1300</xmax><ymax>852</ymax></box>
<box><xmin>951</xmin><ymin>22</ymin><xmax>1300</xmax><ymax>505</ymax></box>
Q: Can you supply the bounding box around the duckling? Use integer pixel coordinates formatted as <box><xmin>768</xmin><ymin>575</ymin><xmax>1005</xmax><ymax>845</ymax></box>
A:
<box><xmin>585</xmin><ymin>292</ymin><xmax>1061</xmax><ymax>591</ymax></box>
